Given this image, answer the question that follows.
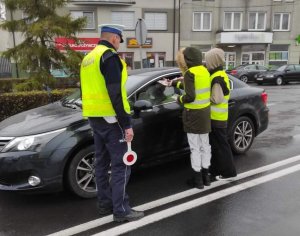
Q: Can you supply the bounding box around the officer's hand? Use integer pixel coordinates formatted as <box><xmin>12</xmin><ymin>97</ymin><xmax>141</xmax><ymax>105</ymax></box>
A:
<box><xmin>125</xmin><ymin>128</ymin><xmax>134</xmax><ymax>142</ymax></box>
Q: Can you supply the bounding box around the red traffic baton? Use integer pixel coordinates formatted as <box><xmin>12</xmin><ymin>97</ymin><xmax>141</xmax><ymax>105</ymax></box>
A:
<box><xmin>123</xmin><ymin>142</ymin><xmax>137</xmax><ymax>166</ymax></box>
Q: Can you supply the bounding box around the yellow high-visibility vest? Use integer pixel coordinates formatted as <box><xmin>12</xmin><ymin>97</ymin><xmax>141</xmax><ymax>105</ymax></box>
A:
<box><xmin>210</xmin><ymin>70</ymin><xmax>230</xmax><ymax>121</ymax></box>
<box><xmin>181</xmin><ymin>65</ymin><xmax>211</xmax><ymax>110</ymax></box>
<box><xmin>80</xmin><ymin>45</ymin><xmax>130</xmax><ymax>117</ymax></box>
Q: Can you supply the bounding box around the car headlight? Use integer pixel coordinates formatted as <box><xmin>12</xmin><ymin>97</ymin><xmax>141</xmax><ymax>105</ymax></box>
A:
<box><xmin>2</xmin><ymin>128</ymin><xmax>66</xmax><ymax>152</ymax></box>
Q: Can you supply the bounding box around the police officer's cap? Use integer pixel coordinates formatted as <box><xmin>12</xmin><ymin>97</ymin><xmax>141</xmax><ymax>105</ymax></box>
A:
<box><xmin>99</xmin><ymin>24</ymin><xmax>125</xmax><ymax>43</ymax></box>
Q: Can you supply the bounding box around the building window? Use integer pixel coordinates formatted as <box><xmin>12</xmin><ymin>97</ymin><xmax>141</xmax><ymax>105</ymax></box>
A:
<box><xmin>193</xmin><ymin>12</ymin><xmax>212</xmax><ymax>31</ymax></box>
<box><xmin>70</xmin><ymin>11</ymin><xmax>95</xmax><ymax>29</ymax></box>
<box><xmin>144</xmin><ymin>12</ymin><xmax>167</xmax><ymax>30</ymax></box>
<box><xmin>248</xmin><ymin>12</ymin><xmax>266</xmax><ymax>30</ymax></box>
<box><xmin>112</xmin><ymin>11</ymin><xmax>135</xmax><ymax>30</ymax></box>
<box><xmin>269</xmin><ymin>51</ymin><xmax>288</xmax><ymax>61</ymax></box>
<box><xmin>224</xmin><ymin>12</ymin><xmax>242</xmax><ymax>31</ymax></box>
<box><xmin>273</xmin><ymin>13</ymin><xmax>290</xmax><ymax>31</ymax></box>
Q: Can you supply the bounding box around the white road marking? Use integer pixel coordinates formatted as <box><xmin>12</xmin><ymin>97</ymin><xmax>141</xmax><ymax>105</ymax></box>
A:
<box><xmin>268</xmin><ymin>103</ymin><xmax>276</xmax><ymax>107</ymax></box>
<box><xmin>94</xmin><ymin>163</ymin><xmax>300</xmax><ymax>236</ymax></box>
<box><xmin>46</xmin><ymin>155</ymin><xmax>300</xmax><ymax>236</ymax></box>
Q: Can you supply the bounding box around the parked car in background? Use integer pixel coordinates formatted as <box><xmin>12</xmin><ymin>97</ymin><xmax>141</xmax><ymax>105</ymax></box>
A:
<box><xmin>229</xmin><ymin>64</ymin><xmax>268</xmax><ymax>83</ymax></box>
<box><xmin>255</xmin><ymin>64</ymin><xmax>300</xmax><ymax>85</ymax></box>
<box><xmin>0</xmin><ymin>68</ymin><xmax>269</xmax><ymax>198</ymax></box>
<box><xmin>50</xmin><ymin>68</ymin><xmax>71</xmax><ymax>78</ymax></box>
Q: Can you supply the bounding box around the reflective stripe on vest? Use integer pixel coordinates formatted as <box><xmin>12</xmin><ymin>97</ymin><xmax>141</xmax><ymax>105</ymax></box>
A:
<box><xmin>183</xmin><ymin>65</ymin><xmax>211</xmax><ymax>109</ymax></box>
<box><xmin>80</xmin><ymin>45</ymin><xmax>130</xmax><ymax>117</ymax></box>
<box><xmin>210</xmin><ymin>70</ymin><xmax>230</xmax><ymax>121</ymax></box>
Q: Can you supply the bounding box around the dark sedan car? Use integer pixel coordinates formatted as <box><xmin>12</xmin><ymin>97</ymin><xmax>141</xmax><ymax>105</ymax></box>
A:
<box><xmin>229</xmin><ymin>64</ymin><xmax>268</xmax><ymax>83</ymax></box>
<box><xmin>0</xmin><ymin>67</ymin><xmax>269</xmax><ymax>198</ymax></box>
<box><xmin>255</xmin><ymin>64</ymin><xmax>300</xmax><ymax>85</ymax></box>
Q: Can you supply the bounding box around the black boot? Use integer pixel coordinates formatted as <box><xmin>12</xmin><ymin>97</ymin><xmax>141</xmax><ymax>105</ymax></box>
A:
<box><xmin>186</xmin><ymin>170</ymin><xmax>204</xmax><ymax>189</ymax></box>
<box><xmin>202</xmin><ymin>168</ymin><xmax>211</xmax><ymax>186</ymax></box>
<box><xmin>194</xmin><ymin>170</ymin><xmax>204</xmax><ymax>189</ymax></box>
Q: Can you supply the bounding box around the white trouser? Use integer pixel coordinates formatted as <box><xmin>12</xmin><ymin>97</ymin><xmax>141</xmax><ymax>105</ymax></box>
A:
<box><xmin>187</xmin><ymin>133</ymin><xmax>211</xmax><ymax>172</ymax></box>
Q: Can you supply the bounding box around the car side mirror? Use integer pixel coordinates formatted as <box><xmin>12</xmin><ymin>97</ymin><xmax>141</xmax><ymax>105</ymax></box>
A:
<box><xmin>133</xmin><ymin>100</ymin><xmax>153</xmax><ymax>112</ymax></box>
<box><xmin>285</xmin><ymin>69</ymin><xmax>290</xmax><ymax>72</ymax></box>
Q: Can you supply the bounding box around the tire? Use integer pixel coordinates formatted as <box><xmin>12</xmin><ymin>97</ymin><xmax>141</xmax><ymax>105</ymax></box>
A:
<box><xmin>275</xmin><ymin>76</ymin><xmax>283</xmax><ymax>86</ymax></box>
<box><xmin>229</xmin><ymin>116</ymin><xmax>255</xmax><ymax>154</ymax></box>
<box><xmin>240</xmin><ymin>75</ymin><xmax>248</xmax><ymax>83</ymax></box>
<box><xmin>66</xmin><ymin>145</ymin><xmax>97</xmax><ymax>198</ymax></box>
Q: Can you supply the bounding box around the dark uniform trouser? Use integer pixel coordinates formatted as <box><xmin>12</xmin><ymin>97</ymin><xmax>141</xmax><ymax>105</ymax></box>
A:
<box><xmin>88</xmin><ymin>117</ymin><xmax>131</xmax><ymax>217</ymax></box>
<box><xmin>209</xmin><ymin>127</ymin><xmax>237</xmax><ymax>178</ymax></box>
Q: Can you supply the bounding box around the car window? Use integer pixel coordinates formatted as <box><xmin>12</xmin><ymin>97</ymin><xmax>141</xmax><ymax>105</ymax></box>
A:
<box><xmin>277</xmin><ymin>65</ymin><xmax>287</xmax><ymax>71</ymax></box>
<box><xmin>137</xmin><ymin>82</ymin><xmax>179</xmax><ymax>106</ymax></box>
<box><xmin>129</xmin><ymin>75</ymin><xmax>182</xmax><ymax>107</ymax></box>
<box><xmin>258</xmin><ymin>66</ymin><xmax>267</xmax><ymax>70</ymax></box>
<box><xmin>295</xmin><ymin>65</ymin><xmax>300</xmax><ymax>72</ymax></box>
<box><xmin>287</xmin><ymin>65</ymin><xmax>295</xmax><ymax>71</ymax></box>
<box><xmin>245</xmin><ymin>65</ymin><xmax>256</xmax><ymax>70</ymax></box>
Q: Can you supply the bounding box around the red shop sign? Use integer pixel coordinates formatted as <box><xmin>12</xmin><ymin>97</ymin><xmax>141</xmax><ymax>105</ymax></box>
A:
<box><xmin>55</xmin><ymin>37</ymin><xmax>99</xmax><ymax>51</ymax></box>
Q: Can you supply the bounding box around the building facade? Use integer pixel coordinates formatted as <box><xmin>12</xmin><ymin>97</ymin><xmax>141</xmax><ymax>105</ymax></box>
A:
<box><xmin>181</xmin><ymin>0</ymin><xmax>300</xmax><ymax>69</ymax></box>
<box><xmin>1</xmin><ymin>0</ymin><xmax>300</xmax><ymax>77</ymax></box>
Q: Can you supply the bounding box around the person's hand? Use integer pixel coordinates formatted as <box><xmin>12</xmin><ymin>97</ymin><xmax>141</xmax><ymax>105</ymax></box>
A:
<box><xmin>125</xmin><ymin>128</ymin><xmax>134</xmax><ymax>142</ymax></box>
<box><xmin>158</xmin><ymin>78</ymin><xmax>172</xmax><ymax>87</ymax></box>
<box><xmin>174</xmin><ymin>76</ymin><xmax>184</xmax><ymax>82</ymax></box>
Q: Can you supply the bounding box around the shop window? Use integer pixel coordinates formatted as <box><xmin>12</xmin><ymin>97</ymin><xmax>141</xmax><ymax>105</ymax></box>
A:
<box><xmin>112</xmin><ymin>11</ymin><xmax>135</xmax><ymax>30</ymax></box>
<box><xmin>146</xmin><ymin>52</ymin><xmax>165</xmax><ymax>68</ymax></box>
<box><xmin>224</xmin><ymin>12</ymin><xmax>242</xmax><ymax>31</ymax></box>
<box><xmin>144</xmin><ymin>12</ymin><xmax>167</xmax><ymax>30</ymax></box>
<box><xmin>269</xmin><ymin>51</ymin><xmax>288</xmax><ymax>62</ymax></box>
<box><xmin>193</xmin><ymin>12</ymin><xmax>212</xmax><ymax>31</ymax></box>
<box><xmin>70</xmin><ymin>11</ymin><xmax>95</xmax><ymax>29</ymax></box>
<box><xmin>241</xmin><ymin>52</ymin><xmax>265</xmax><ymax>65</ymax></box>
<box><xmin>273</xmin><ymin>13</ymin><xmax>290</xmax><ymax>31</ymax></box>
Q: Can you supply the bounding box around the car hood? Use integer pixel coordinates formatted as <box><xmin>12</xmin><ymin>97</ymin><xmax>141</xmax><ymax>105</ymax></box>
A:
<box><xmin>0</xmin><ymin>102</ymin><xmax>84</xmax><ymax>137</ymax></box>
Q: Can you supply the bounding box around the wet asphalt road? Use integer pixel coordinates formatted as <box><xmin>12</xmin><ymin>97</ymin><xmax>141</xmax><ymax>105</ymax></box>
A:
<box><xmin>1</xmin><ymin>83</ymin><xmax>300</xmax><ymax>236</ymax></box>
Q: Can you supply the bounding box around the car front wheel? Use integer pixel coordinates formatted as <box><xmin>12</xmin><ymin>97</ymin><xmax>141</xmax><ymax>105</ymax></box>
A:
<box><xmin>275</xmin><ymin>76</ymin><xmax>283</xmax><ymax>86</ymax></box>
<box><xmin>66</xmin><ymin>145</ymin><xmax>97</xmax><ymax>198</ymax></box>
<box><xmin>229</xmin><ymin>116</ymin><xmax>255</xmax><ymax>154</ymax></box>
<box><xmin>240</xmin><ymin>75</ymin><xmax>248</xmax><ymax>83</ymax></box>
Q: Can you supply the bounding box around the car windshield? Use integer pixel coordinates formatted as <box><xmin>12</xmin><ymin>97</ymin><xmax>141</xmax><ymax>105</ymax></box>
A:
<box><xmin>276</xmin><ymin>65</ymin><xmax>287</xmax><ymax>71</ymax></box>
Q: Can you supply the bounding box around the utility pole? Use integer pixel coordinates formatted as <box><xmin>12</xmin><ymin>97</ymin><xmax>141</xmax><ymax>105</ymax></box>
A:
<box><xmin>10</xmin><ymin>9</ymin><xmax>19</xmax><ymax>78</ymax></box>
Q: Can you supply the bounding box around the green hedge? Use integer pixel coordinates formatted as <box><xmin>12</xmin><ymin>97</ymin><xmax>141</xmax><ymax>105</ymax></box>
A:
<box><xmin>0</xmin><ymin>77</ymin><xmax>79</xmax><ymax>93</ymax></box>
<box><xmin>0</xmin><ymin>89</ymin><xmax>75</xmax><ymax>122</ymax></box>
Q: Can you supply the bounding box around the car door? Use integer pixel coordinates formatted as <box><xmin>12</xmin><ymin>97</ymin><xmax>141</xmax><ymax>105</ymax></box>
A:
<box><xmin>129</xmin><ymin>74</ymin><xmax>187</xmax><ymax>162</ymax></box>
<box><xmin>295</xmin><ymin>65</ymin><xmax>300</xmax><ymax>82</ymax></box>
<box><xmin>284</xmin><ymin>65</ymin><xmax>296</xmax><ymax>81</ymax></box>
<box><xmin>244</xmin><ymin>65</ymin><xmax>257</xmax><ymax>81</ymax></box>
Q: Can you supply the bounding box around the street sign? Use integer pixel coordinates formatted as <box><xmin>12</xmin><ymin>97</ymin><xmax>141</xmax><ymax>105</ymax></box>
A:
<box><xmin>135</xmin><ymin>18</ymin><xmax>147</xmax><ymax>45</ymax></box>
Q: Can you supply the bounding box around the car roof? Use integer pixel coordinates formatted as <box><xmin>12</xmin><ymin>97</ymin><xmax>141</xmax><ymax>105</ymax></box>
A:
<box><xmin>126</xmin><ymin>67</ymin><xmax>247</xmax><ymax>95</ymax></box>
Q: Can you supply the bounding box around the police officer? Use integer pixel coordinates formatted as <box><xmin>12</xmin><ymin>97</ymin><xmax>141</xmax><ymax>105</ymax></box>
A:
<box><xmin>204</xmin><ymin>48</ymin><xmax>237</xmax><ymax>180</ymax></box>
<box><xmin>80</xmin><ymin>24</ymin><xmax>144</xmax><ymax>222</ymax></box>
